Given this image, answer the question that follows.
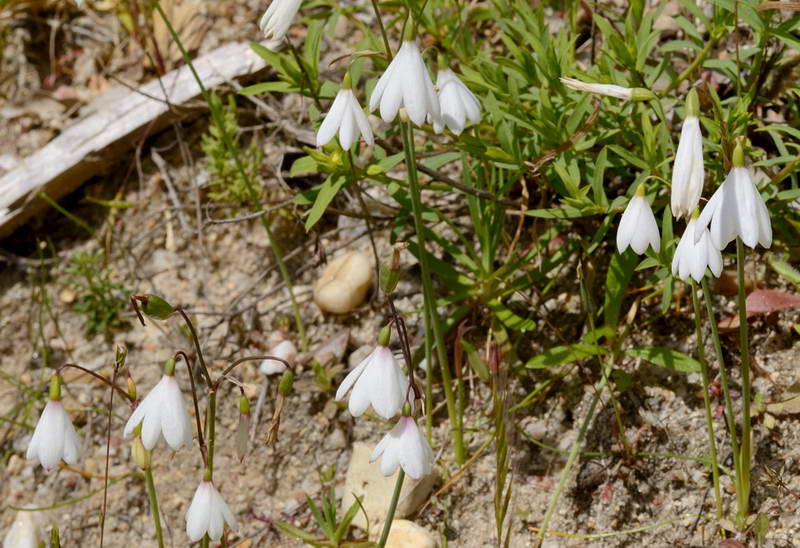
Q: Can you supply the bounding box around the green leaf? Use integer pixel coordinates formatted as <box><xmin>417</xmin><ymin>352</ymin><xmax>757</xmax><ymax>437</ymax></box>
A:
<box><xmin>488</xmin><ymin>299</ymin><xmax>536</xmax><ymax>332</ymax></box>
<box><xmin>290</xmin><ymin>155</ymin><xmax>320</xmax><ymax>177</ymax></box>
<box><xmin>603</xmin><ymin>251</ymin><xmax>638</xmax><ymax>328</ymax></box>
<box><xmin>525</xmin><ymin>343</ymin><xmax>607</xmax><ymax>369</ymax></box>
<box><xmin>238</xmin><ymin>81</ymin><xmax>296</xmax><ymax>95</ymax></box>
<box><xmin>305</xmin><ymin>174</ymin><xmax>347</xmax><ymax>232</ymax></box>
<box><xmin>625</xmin><ymin>346</ymin><xmax>701</xmax><ymax>373</ymax></box>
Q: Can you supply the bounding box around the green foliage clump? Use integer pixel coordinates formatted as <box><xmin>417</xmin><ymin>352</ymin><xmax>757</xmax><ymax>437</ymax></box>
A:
<box><xmin>66</xmin><ymin>251</ymin><xmax>131</xmax><ymax>337</ymax></box>
<box><xmin>200</xmin><ymin>95</ymin><xmax>263</xmax><ymax>204</ymax></box>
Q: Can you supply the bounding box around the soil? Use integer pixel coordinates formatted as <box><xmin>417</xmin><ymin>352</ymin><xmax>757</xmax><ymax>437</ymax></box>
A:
<box><xmin>2</xmin><ymin>2</ymin><xmax>800</xmax><ymax>548</ymax></box>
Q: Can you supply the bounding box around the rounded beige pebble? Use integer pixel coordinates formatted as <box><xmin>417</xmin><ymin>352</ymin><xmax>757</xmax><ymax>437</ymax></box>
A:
<box><xmin>384</xmin><ymin>520</ymin><xmax>436</xmax><ymax>548</ymax></box>
<box><xmin>313</xmin><ymin>251</ymin><xmax>373</xmax><ymax>314</ymax></box>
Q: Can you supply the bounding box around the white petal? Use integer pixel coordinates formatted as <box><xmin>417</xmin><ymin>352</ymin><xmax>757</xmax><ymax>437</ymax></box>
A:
<box><xmin>734</xmin><ymin>168</ymin><xmax>759</xmax><ymax>248</ymax></box>
<box><xmin>207</xmin><ymin>490</ymin><xmax>225</xmax><ymax>541</ymax></box>
<box><xmin>369</xmin><ymin>53</ymin><xmax>400</xmax><ymax>113</ymax></box>
<box><xmin>369</xmin><ymin>347</ymin><xmax>406</xmax><ymax>419</ymax></box>
<box><xmin>316</xmin><ymin>90</ymin><xmax>348</xmax><ymax>147</ymax></box>
<box><xmin>616</xmin><ymin>196</ymin><xmax>638</xmax><ymax>252</ymax></box>
<box><xmin>352</xmin><ymin>100</ymin><xmax>374</xmax><ymax>147</ymax></box>
<box><xmin>398</xmin><ymin>418</ymin><xmax>427</xmax><ymax>479</ymax></box>
<box><xmin>140</xmin><ymin>379</ymin><xmax>167</xmax><ymax>450</ymax></box>
<box><xmin>160</xmin><ymin>376</ymin><xmax>191</xmax><ymax>450</ymax></box>
<box><xmin>338</xmin><ymin>105</ymin><xmax>357</xmax><ymax>151</ymax></box>
<box><xmin>335</xmin><ymin>350</ymin><xmax>372</xmax><ymax>402</ymax></box>
<box><xmin>186</xmin><ymin>482</ymin><xmax>212</xmax><ymax>541</ymax></box>
<box><xmin>402</xmin><ymin>46</ymin><xmax>431</xmax><ymax>125</ymax></box>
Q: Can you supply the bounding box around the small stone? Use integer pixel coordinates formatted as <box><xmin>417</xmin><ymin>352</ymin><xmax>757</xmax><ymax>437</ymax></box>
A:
<box><xmin>325</xmin><ymin>428</ymin><xmax>347</xmax><ymax>450</ymax></box>
<box><xmin>341</xmin><ymin>442</ymin><xmax>437</xmax><ymax>532</ymax></box>
<box><xmin>59</xmin><ymin>288</ymin><xmax>76</xmax><ymax>304</ymax></box>
<box><xmin>380</xmin><ymin>520</ymin><xmax>436</xmax><ymax>548</ymax></box>
<box><xmin>314</xmin><ymin>251</ymin><xmax>373</xmax><ymax>314</ymax></box>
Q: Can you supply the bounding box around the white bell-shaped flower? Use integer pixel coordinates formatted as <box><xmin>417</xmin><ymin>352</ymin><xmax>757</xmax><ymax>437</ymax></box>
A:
<box><xmin>431</xmin><ymin>67</ymin><xmax>481</xmax><ymax>135</ymax></box>
<box><xmin>560</xmin><ymin>77</ymin><xmax>654</xmax><ymax>101</ymax></box>
<box><xmin>369</xmin><ymin>29</ymin><xmax>440</xmax><ymax>126</ymax></box>
<box><xmin>335</xmin><ymin>328</ymin><xmax>408</xmax><ymax>419</ymax></box>
<box><xmin>124</xmin><ymin>362</ymin><xmax>192</xmax><ymax>451</ymax></box>
<box><xmin>26</xmin><ymin>377</ymin><xmax>81</xmax><ymax>470</ymax></box>
<box><xmin>3</xmin><ymin>506</ymin><xmax>41</xmax><ymax>548</ymax></box>
<box><xmin>259</xmin><ymin>0</ymin><xmax>302</xmax><ymax>42</ymax></box>
<box><xmin>616</xmin><ymin>184</ymin><xmax>661</xmax><ymax>255</ymax></box>
<box><xmin>671</xmin><ymin>90</ymin><xmax>704</xmax><ymax>220</ymax></box>
<box><xmin>185</xmin><ymin>478</ymin><xmax>237</xmax><ymax>542</ymax></box>
<box><xmin>672</xmin><ymin>215</ymin><xmax>723</xmax><ymax>282</ymax></box>
<box><xmin>696</xmin><ymin>144</ymin><xmax>772</xmax><ymax>250</ymax></box>
<box><xmin>316</xmin><ymin>74</ymin><xmax>374</xmax><ymax>151</ymax></box>
<box><xmin>370</xmin><ymin>415</ymin><xmax>434</xmax><ymax>480</ymax></box>
<box><xmin>259</xmin><ymin>339</ymin><xmax>298</xmax><ymax>375</ymax></box>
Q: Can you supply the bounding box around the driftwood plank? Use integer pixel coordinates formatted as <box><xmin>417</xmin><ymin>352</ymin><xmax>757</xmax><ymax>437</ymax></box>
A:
<box><xmin>0</xmin><ymin>41</ymin><xmax>267</xmax><ymax>239</ymax></box>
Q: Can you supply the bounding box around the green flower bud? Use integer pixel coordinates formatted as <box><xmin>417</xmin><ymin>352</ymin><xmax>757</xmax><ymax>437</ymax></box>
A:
<box><xmin>141</xmin><ymin>294</ymin><xmax>175</xmax><ymax>320</ymax></box>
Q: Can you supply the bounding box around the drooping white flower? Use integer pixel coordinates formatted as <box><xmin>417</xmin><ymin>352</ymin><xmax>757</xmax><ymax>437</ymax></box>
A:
<box><xmin>616</xmin><ymin>184</ymin><xmax>661</xmax><ymax>255</ymax></box>
<box><xmin>560</xmin><ymin>77</ymin><xmax>656</xmax><ymax>102</ymax></box>
<box><xmin>431</xmin><ymin>67</ymin><xmax>481</xmax><ymax>135</ymax></box>
<box><xmin>26</xmin><ymin>378</ymin><xmax>81</xmax><ymax>470</ymax></box>
<box><xmin>370</xmin><ymin>416</ymin><xmax>434</xmax><ymax>480</ymax></box>
<box><xmin>2</xmin><ymin>507</ymin><xmax>41</xmax><ymax>548</ymax></box>
<box><xmin>369</xmin><ymin>36</ymin><xmax>440</xmax><ymax>126</ymax></box>
<box><xmin>124</xmin><ymin>369</ymin><xmax>192</xmax><ymax>451</ymax></box>
<box><xmin>671</xmin><ymin>90</ymin><xmax>704</xmax><ymax>220</ymax></box>
<box><xmin>696</xmin><ymin>163</ymin><xmax>772</xmax><ymax>250</ymax></box>
<box><xmin>186</xmin><ymin>480</ymin><xmax>237</xmax><ymax>542</ymax></box>
<box><xmin>316</xmin><ymin>74</ymin><xmax>374</xmax><ymax>151</ymax></box>
<box><xmin>259</xmin><ymin>339</ymin><xmax>298</xmax><ymax>375</ymax></box>
<box><xmin>259</xmin><ymin>0</ymin><xmax>302</xmax><ymax>42</ymax></box>
<box><xmin>672</xmin><ymin>216</ymin><xmax>723</xmax><ymax>282</ymax></box>
<box><xmin>335</xmin><ymin>345</ymin><xmax>408</xmax><ymax>420</ymax></box>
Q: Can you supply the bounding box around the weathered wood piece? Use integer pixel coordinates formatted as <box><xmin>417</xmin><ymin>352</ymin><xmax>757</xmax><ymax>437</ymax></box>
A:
<box><xmin>0</xmin><ymin>41</ymin><xmax>267</xmax><ymax>238</ymax></box>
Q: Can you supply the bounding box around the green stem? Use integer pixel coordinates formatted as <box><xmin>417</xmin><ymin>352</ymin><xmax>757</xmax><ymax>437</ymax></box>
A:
<box><xmin>377</xmin><ymin>469</ymin><xmax>405</xmax><ymax>547</ymax></box>
<box><xmin>144</xmin><ymin>468</ymin><xmax>165</xmax><ymax>548</ymax></box>
<box><xmin>700</xmin><ymin>277</ymin><xmax>741</xmax><ymax>512</ymax></box>
<box><xmin>423</xmin><ymin>311</ymin><xmax>434</xmax><ymax>441</ymax></box>
<box><xmin>150</xmin><ymin>0</ymin><xmax>307</xmax><ymax>351</ymax></box>
<box><xmin>370</xmin><ymin>0</ymin><xmax>393</xmax><ymax>61</ymax></box>
<box><xmin>735</xmin><ymin>237</ymin><xmax>751</xmax><ymax>522</ymax></box>
<box><xmin>664</xmin><ymin>31</ymin><xmax>721</xmax><ymax>94</ymax></box>
<box><xmin>206</xmin><ymin>391</ymin><xmax>217</xmax><ymax>478</ymax></box>
<box><xmin>690</xmin><ymin>280</ymin><xmax>723</xmax><ymax>522</ymax></box>
<box><xmin>400</xmin><ymin>121</ymin><xmax>464</xmax><ymax>464</ymax></box>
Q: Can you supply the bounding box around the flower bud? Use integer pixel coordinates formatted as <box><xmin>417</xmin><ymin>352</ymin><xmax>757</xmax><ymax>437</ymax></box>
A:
<box><xmin>132</xmin><ymin>436</ymin><xmax>150</xmax><ymax>470</ymax></box>
<box><xmin>379</xmin><ymin>242</ymin><xmax>406</xmax><ymax>295</ymax></box>
<box><xmin>115</xmin><ymin>345</ymin><xmax>128</xmax><ymax>367</ymax></box>
<box><xmin>127</xmin><ymin>377</ymin><xmax>137</xmax><ymax>401</ymax></box>
<box><xmin>235</xmin><ymin>396</ymin><xmax>251</xmax><ymax>462</ymax></box>
<box><xmin>140</xmin><ymin>294</ymin><xmax>175</xmax><ymax>320</ymax></box>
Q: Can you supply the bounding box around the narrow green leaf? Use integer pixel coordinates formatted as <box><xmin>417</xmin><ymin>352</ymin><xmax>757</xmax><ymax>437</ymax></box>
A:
<box><xmin>525</xmin><ymin>344</ymin><xmax>607</xmax><ymax>369</ymax></box>
<box><xmin>625</xmin><ymin>346</ymin><xmax>701</xmax><ymax>373</ymax></box>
